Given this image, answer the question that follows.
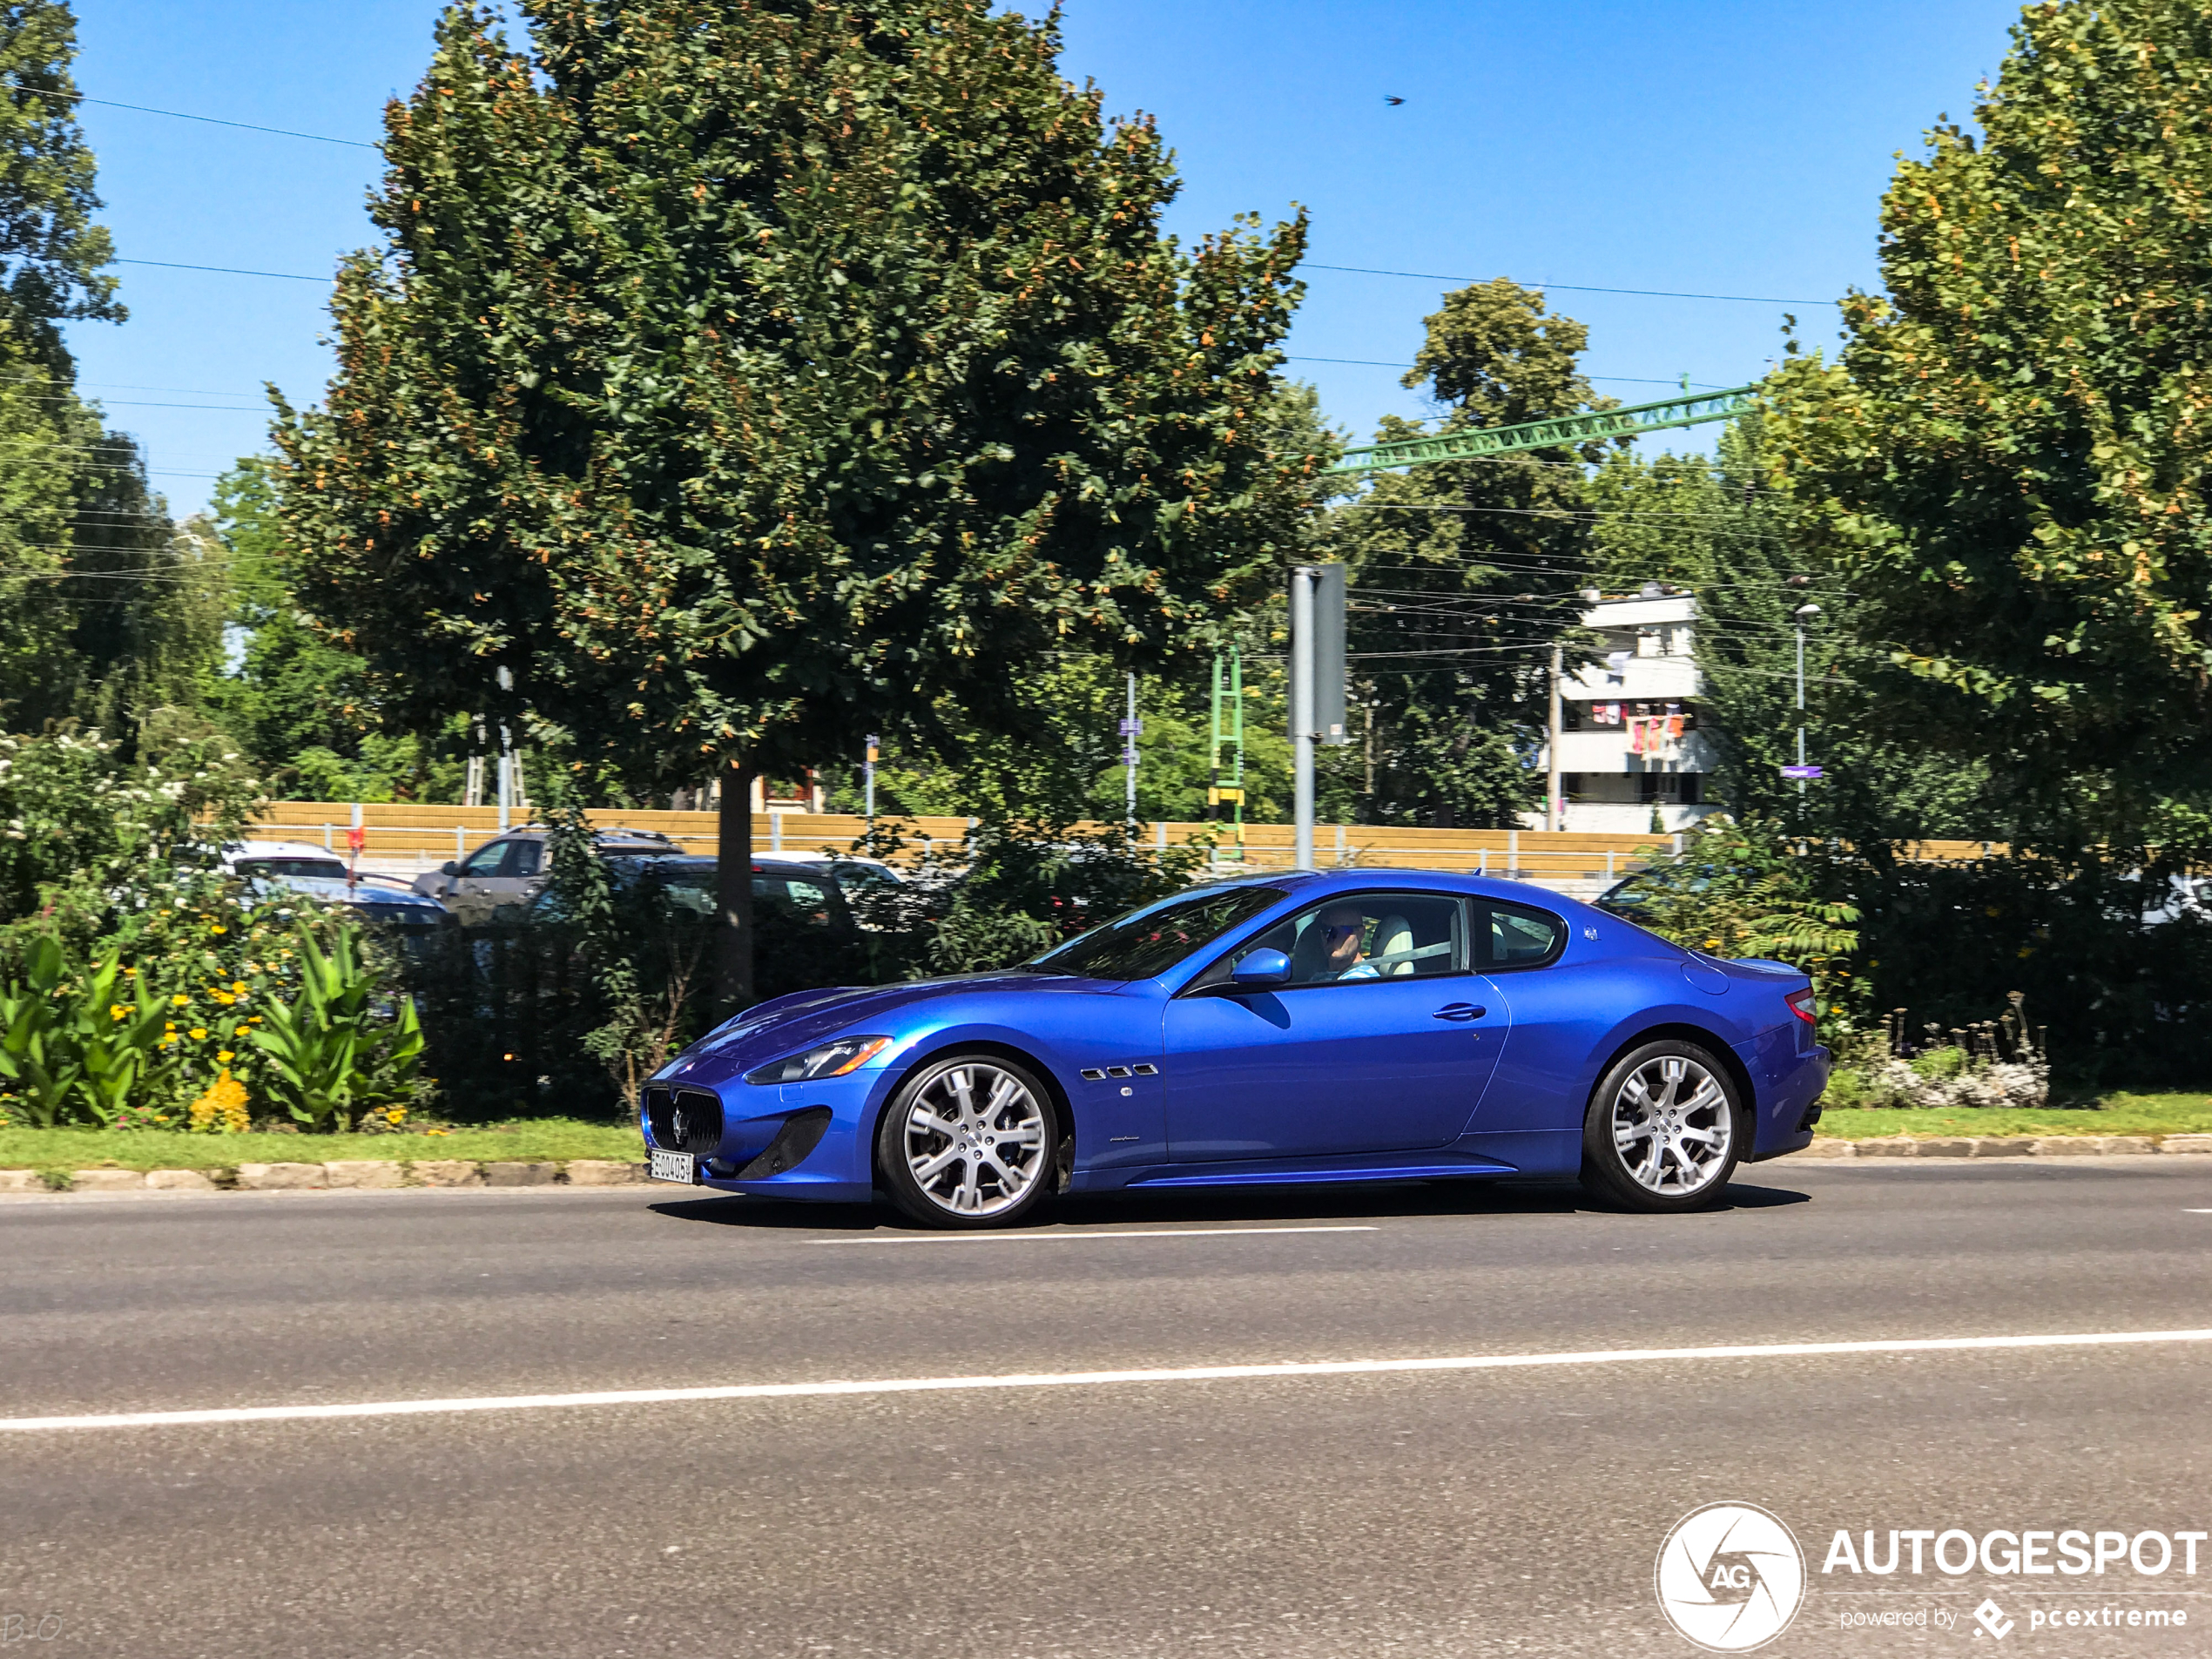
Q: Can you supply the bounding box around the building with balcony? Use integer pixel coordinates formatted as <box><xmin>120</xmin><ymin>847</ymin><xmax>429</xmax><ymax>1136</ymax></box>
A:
<box><xmin>1540</xmin><ymin>585</ymin><xmax>1720</xmax><ymax>833</ymax></box>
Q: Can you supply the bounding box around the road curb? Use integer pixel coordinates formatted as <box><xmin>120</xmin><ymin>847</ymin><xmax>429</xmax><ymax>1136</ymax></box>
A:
<box><xmin>1800</xmin><ymin>1134</ymin><xmax>2212</xmax><ymax>1159</ymax></box>
<box><xmin>0</xmin><ymin>1158</ymin><xmax>649</xmax><ymax>1195</ymax></box>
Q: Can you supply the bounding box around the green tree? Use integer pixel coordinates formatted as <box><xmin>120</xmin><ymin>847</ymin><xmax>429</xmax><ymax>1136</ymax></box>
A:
<box><xmin>1764</xmin><ymin>0</ymin><xmax>2212</xmax><ymax>860</ymax></box>
<box><xmin>0</xmin><ymin>3</ymin><xmax>226</xmax><ymax>744</ymax></box>
<box><xmin>1325</xmin><ymin>280</ymin><xmax>1605</xmax><ymax>826</ymax></box>
<box><xmin>206</xmin><ymin>458</ymin><xmax>463</xmax><ymax>800</ymax></box>
<box><xmin>275</xmin><ymin>0</ymin><xmax>1317</xmax><ymax>1008</ymax></box>
<box><xmin>1584</xmin><ymin>417</ymin><xmax>1990</xmax><ymax>840</ymax></box>
<box><xmin>0</xmin><ymin>0</ymin><xmax>121</xmax><ymax>374</ymax></box>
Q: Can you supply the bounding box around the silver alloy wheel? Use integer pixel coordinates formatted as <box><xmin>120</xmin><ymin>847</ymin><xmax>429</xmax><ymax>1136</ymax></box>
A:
<box><xmin>1610</xmin><ymin>1054</ymin><xmax>1733</xmax><ymax>1195</ymax></box>
<box><xmin>899</xmin><ymin>1061</ymin><xmax>1049</xmax><ymax>1218</ymax></box>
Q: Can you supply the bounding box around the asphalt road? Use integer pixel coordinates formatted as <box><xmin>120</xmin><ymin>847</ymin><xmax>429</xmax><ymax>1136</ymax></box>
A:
<box><xmin>3</xmin><ymin>1160</ymin><xmax>2210</xmax><ymax>1658</ymax></box>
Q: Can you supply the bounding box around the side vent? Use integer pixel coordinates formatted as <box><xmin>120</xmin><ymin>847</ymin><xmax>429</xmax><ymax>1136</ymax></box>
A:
<box><xmin>1131</xmin><ymin>1063</ymin><xmax>1159</xmax><ymax>1076</ymax></box>
<box><xmin>736</xmin><ymin>1107</ymin><xmax>833</xmax><ymax>1180</ymax></box>
<box><xmin>1079</xmin><ymin>1069</ymin><xmax>1106</xmax><ymax>1081</ymax></box>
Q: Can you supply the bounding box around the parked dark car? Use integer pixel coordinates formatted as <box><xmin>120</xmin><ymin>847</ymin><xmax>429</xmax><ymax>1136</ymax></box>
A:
<box><xmin>521</xmin><ymin>855</ymin><xmax>856</xmax><ymax>932</ymax></box>
<box><xmin>412</xmin><ymin>827</ymin><xmax>685</xmax><ymax>926</ymax></box>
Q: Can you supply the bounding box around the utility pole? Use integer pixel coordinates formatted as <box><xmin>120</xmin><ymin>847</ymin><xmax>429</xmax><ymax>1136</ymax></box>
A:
<box><xmin>1793</xmin><ymin>603</ymin><xmax>1822</xmax><ymax>795</ymax></box>
<box><xmin>1289</xmin><ymin>564</ymin><xmax>1347</xmax><ymax>869</ymax></box>
<box><xmin>1209</xmin><ymin>656</ymin><xmax>1224</xmax><ymax>824</ymax></box>
<box><xmin>1546</xmin><ymin>643</ymin><xmax>1564</xmax><ymax>833</ymax></box>
<box><xmin>1231</xmin><ymin>645</ymin><xmax>1245</xmax><ymax>862</ymax></box>
<box><xmin>495</xmin><ymin>666</ymin><xmax>516</xmax><ymax>832</ymax></box>
<box><xmin>1121</xmin><ymin>670</ymin><xmax>1140</xmax><ymax>831</ymax></box>
<box><xmin>1290</xmin><ymin>570</ymin><xmax>1315</xmax><ymax>868</ymax></box>
<box><xmin>863</xmin><ymin>733</ymin><xmax>878</xmax><ymax>829</ymax></box>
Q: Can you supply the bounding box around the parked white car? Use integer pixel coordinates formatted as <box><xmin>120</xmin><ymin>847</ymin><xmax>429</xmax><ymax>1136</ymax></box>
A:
<box><xmin>221</xmin><ymin>840</ymin><xmax>455</xmax><ymax>934</ymax></box>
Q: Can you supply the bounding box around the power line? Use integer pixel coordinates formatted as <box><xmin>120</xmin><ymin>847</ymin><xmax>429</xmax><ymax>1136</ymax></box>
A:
<box><xmin>0</xmin><ymin>369</ymin><xmax>265</xmax><ymax>398</ymax></box>
<box><xmin>5</xmin><ymin>81</ymin><xmax>374</xmax><ymax>148</ymax></box>
<box><xmin>1286</xmin><ymin>356</ymin><xmax>1737</xmax><ymax>389</ymax></box>
<box><xmin>115</xmin><ymin>258</ymin><xmax>332</xmax><ymax>284</ymax></box>
<box><xmin>1301</xmin><ymin>263</ymin><xmax>1842</xmax><ymax>307</ymax></box>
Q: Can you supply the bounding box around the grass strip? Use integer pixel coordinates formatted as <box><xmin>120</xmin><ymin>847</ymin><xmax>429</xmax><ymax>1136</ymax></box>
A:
<box><xmin>0</xmin><ymin>1117</ymin><xmax>643</xmax><ymax>1175</ymax></box>
<box><xmin>1818</xmin><ymin>1092</ymin><xmax>2212</xmax><ymax>1141</ymax></box>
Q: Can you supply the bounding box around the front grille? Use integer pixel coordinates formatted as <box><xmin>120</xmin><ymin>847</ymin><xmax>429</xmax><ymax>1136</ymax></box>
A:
<box><xmin>644</xmin><ymin>1085</ymin><xmax>725</xmax><ymax>1155</ymax></box>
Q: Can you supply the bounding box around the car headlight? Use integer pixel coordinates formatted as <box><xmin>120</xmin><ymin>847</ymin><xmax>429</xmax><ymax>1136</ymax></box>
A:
<box><xmin>744</xmin><ymin>1035</ymin><xmax>891</xmax><ymax>1086</ymax></box>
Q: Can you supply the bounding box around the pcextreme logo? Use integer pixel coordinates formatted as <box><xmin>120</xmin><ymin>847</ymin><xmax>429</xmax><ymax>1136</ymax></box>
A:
<box><xmin>1655</xmin><ymin>1502</ymin><xmax>1808</xmax><ymax>1653</ymax></box>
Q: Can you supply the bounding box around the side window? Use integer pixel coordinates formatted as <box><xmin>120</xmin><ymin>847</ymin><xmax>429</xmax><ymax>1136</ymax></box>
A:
<box><xmin>508</xmin><ymin>840</ymin><xmax>543</xmax><ymax>878</ymax></box>
<box><xmin>1225</xmin><ymin>892</ymin><xmax>1468</xmax><ymax>988</ymax></box>
<box><xmin>461</xmin><ymin>840</ymin><xmax>512</xmax><ymax>877</ymax></box>
<box><xmin>1479</xmin><ymin>901</ymin><xmax>1567</xmax><ymax>971</ymax></box>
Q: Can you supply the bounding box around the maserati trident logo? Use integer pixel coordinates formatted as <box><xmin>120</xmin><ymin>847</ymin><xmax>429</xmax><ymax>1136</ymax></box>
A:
<box><xmin>669</xmin><ymin>1103</ymin><xmax>689</xmax><ymax>1147</ymax></box>
<box><xmin>1655</xmin><ymin>1502</ymin><xmax>1806</xmax><ymax>1652</ymax></box>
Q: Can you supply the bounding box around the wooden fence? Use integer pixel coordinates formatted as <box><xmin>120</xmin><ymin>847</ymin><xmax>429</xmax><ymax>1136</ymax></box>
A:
<box><xmin>240</xmin><ymin>801</ymin><xmax>2005</xmax><ymax>885</ymax></box>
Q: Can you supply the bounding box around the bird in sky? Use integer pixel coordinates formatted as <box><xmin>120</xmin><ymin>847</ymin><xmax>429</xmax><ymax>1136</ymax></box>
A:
<box><xmin>1384</xmin><ymin>96</ymin><xmax>1406</xmax><ymax>105</ymax></box>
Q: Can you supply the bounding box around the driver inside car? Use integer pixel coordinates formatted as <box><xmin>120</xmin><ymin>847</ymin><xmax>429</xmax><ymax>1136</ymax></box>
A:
<box><xmin>1312</xmin><ymin>903</ymin><xmax>1382</xmax><ymax>982</ymax></box>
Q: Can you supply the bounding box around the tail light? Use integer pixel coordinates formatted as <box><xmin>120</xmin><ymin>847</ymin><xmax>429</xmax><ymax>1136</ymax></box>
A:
<box><xmin>1784</xmin><ymin>988</ymin><xmax>1817</xmax><ymax>1026</ymax></box>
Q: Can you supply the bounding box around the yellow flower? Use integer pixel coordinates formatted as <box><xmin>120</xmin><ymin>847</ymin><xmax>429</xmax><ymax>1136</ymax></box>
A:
<box><xmin>209</xmin><ymin>925</ymin><xmax>227</xmax><ymax>935</ymax></box>
<box><xmin>189</xmin><ymin>1028</ymin><xmax>207</xmax><ymax>1041</ymax></box>
<box><xmin>231</xmin><ymin>981</ymin><xmax>247</xmax><ymax>994</ymax></box>
<box><xmin>188</xmin><ymin>1070</ymin><xmax>250</xmax><ymax>1134</ymax></box>
<box><xmin>213</xmin><ymin>992</ymin><xmax>235</xmax><ymax>1005</ymax></box>
<box><xmin>109</xmin><ymin>1004</ymin><xmax>126</xmax><ymax>1022</ymax></box>
<box><xmin>172</xmin><ymin>995</ymin><xmax>190</xmax><ymax>1007</ymax></box>
<box><xmin>216</xmin><ymin>1049</ymin><xmax>234</xmax><ymax>1062</ymax></box>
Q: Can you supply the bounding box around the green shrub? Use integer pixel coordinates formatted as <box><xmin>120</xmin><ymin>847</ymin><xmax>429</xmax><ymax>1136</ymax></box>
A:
<box><xmin>0</xmin><ymin>937</ymin><xmax>174</xmax><ymax>1128</ymax></box>
<box><xmin>246</xmin><ymin>927</ymin><xmax>425</xmax><ymax>1130</ymax></box>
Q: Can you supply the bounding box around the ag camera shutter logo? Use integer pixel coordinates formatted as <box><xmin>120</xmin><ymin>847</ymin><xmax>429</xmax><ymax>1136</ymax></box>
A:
<box><xmin>1655</xmin><ymin>1501</ymin><xmax>1806</xmax><ymax>1652</ymax></box>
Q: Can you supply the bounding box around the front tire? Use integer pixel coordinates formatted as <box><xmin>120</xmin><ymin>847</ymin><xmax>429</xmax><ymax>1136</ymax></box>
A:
<box><xmin>1580</xmin><ymin>1040</ymin><xmax>1742</xmax><ymax>1212</ymax></box>
<box><xmin>876</xmin><ymin>1054</ymin><xmax>1059</xmax><ymax>1229</ymax></box>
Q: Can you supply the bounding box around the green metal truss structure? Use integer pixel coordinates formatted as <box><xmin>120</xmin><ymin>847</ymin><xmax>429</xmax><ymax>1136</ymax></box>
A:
<box><xmin>1327</xmin><ymin>382</ymin><xmax>1757</xmax><ymax>474</ymax></box>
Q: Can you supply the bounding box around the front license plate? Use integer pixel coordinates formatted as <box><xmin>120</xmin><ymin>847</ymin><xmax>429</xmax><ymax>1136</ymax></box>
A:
<box><xmin>648</xmin><ymin>1148</ymin><xmax>699</xmax><ymax>1184</ymax></box>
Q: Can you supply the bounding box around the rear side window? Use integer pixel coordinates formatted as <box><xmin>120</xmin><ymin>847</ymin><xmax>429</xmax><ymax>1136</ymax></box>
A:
<box><xmin>1477</xmin><ymin>901</ymin><xmax>1566</xmax><ymax>971</ymax></box>
<box><xmin>509</xmin><ymin>840</ymin><xmax>544</xmax><ymax>878</ymax></box>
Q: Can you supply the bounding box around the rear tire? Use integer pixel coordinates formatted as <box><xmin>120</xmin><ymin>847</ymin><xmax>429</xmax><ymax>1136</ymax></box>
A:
<box><xmin>875</xmin><ymin>1054</ymin><xmax>1058</xmax><ymax>1230</ymax></box>
<box><xmin>1579</xmin><ymin>1039</ymin><xmax>1742</xmax><ymax>1213</ymax></box>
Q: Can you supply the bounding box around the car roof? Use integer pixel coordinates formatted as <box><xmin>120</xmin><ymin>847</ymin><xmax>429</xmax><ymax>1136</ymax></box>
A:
<box><xmin>1261</xmin><ymin>866</ymin><xmax>1594</xmax><ymax>912</ymax></box>
<box><xmin>230</xmin><ymin>840</ymin><xmax>341</xmax><ymax>860</ymax></box>
<box><xmin>484</xmin><ymin>826</ymin><xmax>679</xmax><ymax>844</ymax></box>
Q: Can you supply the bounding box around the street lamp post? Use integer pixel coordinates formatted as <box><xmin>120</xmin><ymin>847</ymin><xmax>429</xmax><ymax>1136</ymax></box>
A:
<box><xmin>1792</xmin><ymin>603</ymin><xmax>1822</xmax><ymax>795</ymax></box>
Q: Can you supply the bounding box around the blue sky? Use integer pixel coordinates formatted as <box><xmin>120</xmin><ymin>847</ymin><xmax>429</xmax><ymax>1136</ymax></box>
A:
<box><xmin>65</xmin><ymin>0</ymin><xmax>2027</xmax><ymax>517</ymax></box>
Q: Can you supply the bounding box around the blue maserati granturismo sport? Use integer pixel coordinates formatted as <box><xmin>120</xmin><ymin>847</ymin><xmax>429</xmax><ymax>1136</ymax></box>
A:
<box><xmin>639</xmin><ymin>868</ymin><xmax>1832</xmax><ymax>1226</ymax></box>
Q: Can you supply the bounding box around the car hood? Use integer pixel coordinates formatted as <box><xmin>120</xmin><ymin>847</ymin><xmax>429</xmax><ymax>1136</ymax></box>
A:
<box><xmin>665</xmin><ymin>967</ymin><xmax>1123</xmax><ymax>1080</ymax></box>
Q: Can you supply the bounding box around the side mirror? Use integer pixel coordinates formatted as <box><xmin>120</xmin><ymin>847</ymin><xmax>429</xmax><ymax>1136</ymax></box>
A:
<box><xmin>1230</xmin><ymin>948</ymin><xmax>1291</xmax><ymax>989</ymax></box>
<box><xmin>441</xmin><ymin>860</ymin><xmax>457</xmax><ymax>877</ymax></box>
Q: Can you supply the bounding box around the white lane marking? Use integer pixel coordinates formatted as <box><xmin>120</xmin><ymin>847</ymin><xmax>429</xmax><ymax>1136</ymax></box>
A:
<box><xmin>2188</xmin><ymin>1209</ymin><xmax>2212</xmax><ymax>1214</ymax></box>
<box><xmin>9</xmin><ymin>1327</ymin><xmax>2212</xmax><ymax>1434</ymax></box>
<box><xmin>817</xmin><ymin>1225</ymin><xmax>1380</xmax><ymax>1245</ymax></box>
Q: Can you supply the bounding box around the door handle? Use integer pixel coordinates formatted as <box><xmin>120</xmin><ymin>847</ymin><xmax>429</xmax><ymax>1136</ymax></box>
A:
<box><xmin>1432</xmin><ymin>1003</ymin><xmax>1487</xmax><ymax>1022</ymax></box>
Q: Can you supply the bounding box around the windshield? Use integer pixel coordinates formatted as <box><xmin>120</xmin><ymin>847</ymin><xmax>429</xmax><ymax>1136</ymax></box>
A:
<box><xmin>1031</xmin><ymin>885</ymin><xmax>1288</xmax><ymax>981</ymax></box>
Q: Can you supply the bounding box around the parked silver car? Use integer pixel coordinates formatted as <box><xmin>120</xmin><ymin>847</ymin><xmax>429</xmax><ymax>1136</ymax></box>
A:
<box><xmin>410</xmin><ymin>826</ymin><xmax>686</xmax><ymax>926</ymax></box>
